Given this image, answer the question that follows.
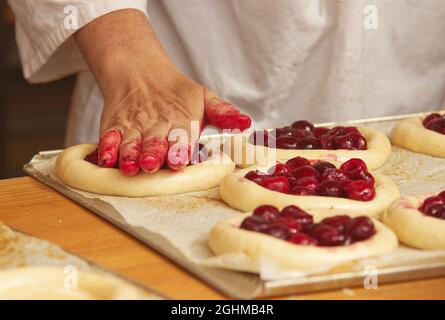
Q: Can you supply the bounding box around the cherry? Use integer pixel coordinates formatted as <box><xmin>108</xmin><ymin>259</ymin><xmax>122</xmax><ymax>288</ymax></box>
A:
<box><xmin>285</xmin><ymin>156</ymin><xmax>311</xmax><ymax>170</ymax></box>
<box><xmin>261</xmin><ymin>225</ymin><xmax>293</xmax><ymax>240</ymax></box>
<box><xmin>260</xmin><ymin>176</ymin><xmax>291</xmax><ymax>193</ymax></box>
<box><xmin>419</xmin><ymin>195</ymin><xmax>445</xmax><ymax>214</ymax></box>
<box><xmin>336</xmin><ymin>127</ymin><xmax>361</xmax><ymax>136</ymax></box>
<box><xmin>297</xmin><ymin>136</ymin><xmax>322</xmax><ymax>149</ymax></box>
<box><xmin>287</xmin><ymin>176</ymin><xmax>299</xmax><ymax>188</ymax></box>
<box><xmin>426</xmin><ymin>204</ymin><xmax>445</xmax><ymax>219</ymax></box>
<box><xmin>267</xmin><ymin>163</ymin><xmax>290</xmax><ymax>176</ymax></box>
<box><xmin>340</xmin><ymin>158</ymin><xmax>368</xmax><ymax>174</ymax></box>
<box><xmin>316</xmin><ymin>181</ymin><xmax>345</xmax><ymax>198</ymax></box>
<box><xmin>291</xmin><ymin>120</ymin><xmax>314</xmax><ymax>132</ymax></box>
<box><xmin>84</xmin><ymin>148</ymin><xmax>99</xmax><ymax>166</ymax></box>
<box><xmin>290</xmin><ymin>186</ymin><xmax>317</xmax><ymax>196</ymax></box>
<box><xmin>344</xmin><ymin>180</ymin><xmax>376</xmax><ymax>201</ymax></box>
<box><xmin>275</xmin><ymin>217</ymin><xmax>302</xmax><ymax>231</ymax></box>
<box><xmin>240</xmin><ymin>216</ymin><xmax>269</xmax><ymax>232</ymax></box>
<box><xmin>313</xmin><ymin>161</ymin><xmax>336</xmax><ymax>175</ymax></box>
<box><xmin>276</xmin><ymin>126</ymin><xmax>298</xmax><ymax>138</ymax></box>
<box><xmin>439</xmin><ymin>191</ymin><xmax>445</xmax><ymax>199</ymax></box>
<box><xmin>313</xmin><ymin>127</ymin><xmax>330</xmax><ymax>138</ymax></box>
<box><xmin>429</xmin><ymin>118</ymin><xmax>445</xmax><ymax>134</ymax></box>
<box><xmin>281</xmin><ymin>206</ymin><xmax>314</xmax><ymax>226</ymax></box>
<box><xmin>295</xmin><ymin>176</ymin><xmax>319</xmax><ymax>192</ymax></box>
<box><xmin>276</xmin><ymin>136</ymin><xmax>299</xmax><ymax>149</ymax></box>
<box><xmin>344</xmin><ymin>216</ymin><xmax>375</xmax><ymax>241</ymax></box>
<box><xmin>245</xmin><ymin>170</ymin><xmax>267</xmax><ymax>184</ymax></box>
<box><xmin>423</xmin><ymin>113</ymin><xmax>443</xmax><ymax>128</ymax></box>
<box><xmin>320</xmin><ymin>215</ymin><xmax>351</xmax><ymax>232</ymax></box>
<box><xmin>319</xmin><ymin>134</ymin><xmax>335</xmax><ymax>149</ymax></box>
<box><xmin>333</xmin><ymin>134</ymin><xmax>356</xmax><ymax>150</ymax></box>
<box><xmin>321</xmin><ymin>168</ymin><xmax>350</xmax><ymax>183</ymax></box>
<box><xmin>292</xmin><ymin>165</ymin><xmax>320</xmax><ymax>180</ymax></box>
<box><xmin>286</xmin><ymin>233</ymin><xmax>318</xmax><ymax>246</ymax></box>
<box><xmin>312</xmin><ymin>225</ymin><xmax>345</xmax><ymax>246</ymax></box>
<box><xmin>252</xmin><ymin>205</ymin><xmax>280</xmax><ymax>222</ymax></box>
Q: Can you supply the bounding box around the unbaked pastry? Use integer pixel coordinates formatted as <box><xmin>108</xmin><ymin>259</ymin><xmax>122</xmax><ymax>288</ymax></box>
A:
<box><xmin>208</xmin><ymin>213</ymin><xmax>398</xmax><ymax>272</ymax></box>
<box><xmin>383</xmin><ymin>194</ymin><xmax>445</xmax><ymax>249</ymax></box>
<box><xmin>227</xmin><ymin>126</ymin><xmax>391</xmax><ymax>169</ymax></box>
<box><xmin>0</xmin><ymin>266</ymin><xmax>158</xmax><ymax>300</ymax></box>
<box><xmin>220</xmin><ymin>164</ymin><xmax>399</xmax><ymax>218</ymax></box>
<box><xmin>390</xmin><ymin>116</ymin><xmax>445</xmax><ymax>158</ymax></box>
<box><xmin>56</xmin><ymin>144</ymin><xmax>235</xmax><ymax>197</ymax></box>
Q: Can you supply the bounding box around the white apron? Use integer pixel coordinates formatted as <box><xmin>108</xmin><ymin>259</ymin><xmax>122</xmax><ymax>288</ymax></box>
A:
<box><xmin>9</xmin><ymin>0</ymin><xmax>445</xmax><ymax>146</ymax></box>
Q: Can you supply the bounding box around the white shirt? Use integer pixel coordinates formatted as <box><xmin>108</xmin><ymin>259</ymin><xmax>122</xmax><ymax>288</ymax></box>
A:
<box><xmin>9</xmin><ymin>0</ymin><xmax>445</xmax><ymax>146</ymax></box>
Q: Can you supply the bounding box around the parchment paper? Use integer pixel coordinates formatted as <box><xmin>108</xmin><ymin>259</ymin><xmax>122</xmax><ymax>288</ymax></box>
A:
<box><xmin>25</xmin><ymin>119</ymin><xmax>445</xmax><ymax>281</ymax></box>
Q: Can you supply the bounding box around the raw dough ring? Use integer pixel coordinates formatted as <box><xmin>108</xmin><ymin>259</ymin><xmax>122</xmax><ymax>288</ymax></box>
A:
<box><xmin>228</xmin><ymin>126</ymin><xmax>391</xmax><ymax>169</ymax></box>
<box><xmin>208</xmin><ymin>213</ymin><xmax>398</xmax><ymax>272</ymax></box>
<box><xmin>220</xmin><ymin>165</ymin><xmax>399</xmax><ymax>218</ymax></box>
<box><xmin>382</xmin><ymin>194</ymin><xmax>445</xmax><ymax>250</ymax></box>
<box><xmin>0</xmin><ymin>266</ymin><xmax>157</xmax><ymax>300</ymax></box>
<box><xmin>390</xmin><ymin>117</ymin><xmax>445</xmax><ymax>158</ymax></box>
<box><xmin>56</xmin><ymin>144</ymin><xmax>235</xmax><ymax>197</ymax></box>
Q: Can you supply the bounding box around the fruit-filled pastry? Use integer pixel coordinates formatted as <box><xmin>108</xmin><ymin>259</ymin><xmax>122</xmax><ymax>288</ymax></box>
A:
<box><xmin>220</xmin><ymin>157</ymin><xmax>399</xmax><ymax>218</ymax></box>
<box><xmin>56</xmin><ymin>144</ymin><xmax>235</xmax><ymax>197</ymax></box>
<box><xmin>227</xmin><ymin>120</ymin><xmax>391</xmax><ymax>169</ymax></box>
<box><xmin>209</xmin><ymin>205</ymin><xmax>398</xmax><ymax>272</ymax></box>
<box><xmin>390</xmin><ymin>112</ymin><xmax>445</xmax><ymax>158</ymax></box>
<box><xmin>383</xmin><ymin>190</ymin><xmax>445</xmax><ymax>249</ymax></box>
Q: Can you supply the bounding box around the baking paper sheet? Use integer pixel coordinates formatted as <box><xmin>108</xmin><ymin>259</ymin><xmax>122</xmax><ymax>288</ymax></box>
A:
<box><xmin>25</xmin><ymin>117</ymin><xmax>445</xmax><ymax>282</ymax></box>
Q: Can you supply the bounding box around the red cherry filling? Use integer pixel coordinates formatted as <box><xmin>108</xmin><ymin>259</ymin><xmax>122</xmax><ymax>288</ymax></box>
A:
<box><xmin>245</xmin><ymin>157</ymin><xmax>376</xmax><ymax>201</ymax></box>
<box><xmin>423</xmin><ymin>113</ymin><xmax>445</xmax><ymax>135</ymax></box>
<box><xmin>251</xmin><ymin>120</ymin><xmax>368</xmax><ymax>150</ymax></box>
<box><xmin>84</xmin><ymin>148</ymin><xmax>99</xmax><ymax>166</ymax></box>
<box><xmin>419</xmin><ymin>191</ymin><xmax>445</xmax><ymax>219</ymax></box>
<box><xmin>240</xmin><ymin>205</ymin><xmax>375</xmax><ymax>246</ymax></box>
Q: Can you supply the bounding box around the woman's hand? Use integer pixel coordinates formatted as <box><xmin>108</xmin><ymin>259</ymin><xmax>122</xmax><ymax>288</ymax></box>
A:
<box><xmin>75</xmin><ymin>9</ymin><xmax>250</xmax><ymax>176</ymax></box>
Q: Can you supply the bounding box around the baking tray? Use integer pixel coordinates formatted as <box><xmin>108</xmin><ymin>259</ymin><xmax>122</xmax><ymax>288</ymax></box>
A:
<box><xmin>23</xmin><ymin>111</ymin><xmax>445</xmax><ymax>299</ymax></box>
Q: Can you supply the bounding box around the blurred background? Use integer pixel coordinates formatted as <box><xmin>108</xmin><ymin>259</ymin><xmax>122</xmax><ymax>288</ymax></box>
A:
<box><xmin>0</xmin><ymin>1</ymin><xmax>75</xmax><ymax>179</ymax></box>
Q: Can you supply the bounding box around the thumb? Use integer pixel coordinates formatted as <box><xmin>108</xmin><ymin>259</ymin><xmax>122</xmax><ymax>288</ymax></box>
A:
<box><xmin>204</xmin><ymin>88</ymin><xmax>251</xmax><ymax>131</ymax></box>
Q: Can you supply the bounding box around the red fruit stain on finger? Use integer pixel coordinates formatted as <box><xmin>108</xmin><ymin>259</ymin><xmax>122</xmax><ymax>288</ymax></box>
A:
<box><xmin>167</xmin><ymin>143</ymin><xmax>191</xmax><ymax>171</ymax></box>
<box><xmin>140</xmin><ymin>137</ymin><xmax>169</xmax><ymax>173</ymax></box>
<box><xmin>98</xmin><ymin>130</ymin><xmax>122</xmax><ymax>168</ymax></box>
<box><xmin>205</xmin><ymin>103</ymin><xmax>252</xmax><ymax>131</ymax></box>
<box><xmin>119</xmin><ymin>139</ymin><xmax>141</xmax><ymax>176</ymax></box>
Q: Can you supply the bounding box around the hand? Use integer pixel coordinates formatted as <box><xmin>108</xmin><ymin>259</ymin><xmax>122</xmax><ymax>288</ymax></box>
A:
<box><xmin>75</xmin><ymin>9</ymin><xmax>251</xmax><ymax>176</ymax></box>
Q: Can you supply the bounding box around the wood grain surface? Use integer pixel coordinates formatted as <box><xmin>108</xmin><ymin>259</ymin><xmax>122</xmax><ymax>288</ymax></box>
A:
<box><xmin>0</xmin><ymin>177</ymin><xmax>444</xmax><ymax>299</ymax></box>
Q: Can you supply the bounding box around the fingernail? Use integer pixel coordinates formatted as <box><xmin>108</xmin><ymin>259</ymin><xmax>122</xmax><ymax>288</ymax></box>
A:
<box><xmin>140</xmin><ymin>154</ymin><xmax>163</xmax><ymax>173</ymax></box>
<box><xmin>120</xmin><ymin>160</ymin><xmax>140</xmax><ymax>176</ymax></box>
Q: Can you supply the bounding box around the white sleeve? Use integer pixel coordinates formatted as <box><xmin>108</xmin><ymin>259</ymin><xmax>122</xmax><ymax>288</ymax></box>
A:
<box><xmin>8</xmin><ymin>0</ymin><xmax>148</xmax><ymax>83</ymax></box>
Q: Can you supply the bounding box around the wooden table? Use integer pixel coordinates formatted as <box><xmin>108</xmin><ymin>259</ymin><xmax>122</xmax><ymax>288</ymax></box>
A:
<box><xmin>0</xmin><ymin>177</ymin><xmax>444</xmax><ymax>299</ymax></box>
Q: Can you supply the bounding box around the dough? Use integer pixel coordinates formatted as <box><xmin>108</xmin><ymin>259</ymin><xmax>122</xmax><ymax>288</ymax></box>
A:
<box><xmin>220</xmin><ymin>165</ymin><xmax>399</xmax><ymax>218</ymax></box>
<box><xmin>382</xmin><ymin>194</ymin><xmax>445</xmax><ymax>250</ymax></box>
<box><xmin>56</xmin><ymin>144</ymin><xmax>235</xmax><ymax>197</ymax></box>
<box><xmin>208</xmin><ymin>213</ymin><xmax>398</xmax><ymax>272</ymax></box>
<box><xmin>227</xmin><ymin>126</ymin><xmax>391</xmax><ymax>169</ymax></box>
<box><xmin>0</xmin><ymin>266</ymin><xmax>158</xmax><ymax>300</ymax></box>
<box><xmin>390</xmin><ymin>117</ymin><xmax>445</xmax><ymax>158</ymax></box>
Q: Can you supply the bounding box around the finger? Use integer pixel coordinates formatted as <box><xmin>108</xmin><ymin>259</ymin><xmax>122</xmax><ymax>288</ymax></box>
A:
<box><xmin>140</xmin><ymin>124</ymin><xmax>170</xmax><ymax>173</ymax></box>
<box><xmin>204</xmin><ymin>88</ymin><xmax>252</xmax><ymax>131</ymax></box>
<box><xmin>166</xmin><ymin>125</ymin><xmax>194</xmax><ymax>171</ymax></box>
<box><xmin>98</xmin><ymin>129</ymin><xmax>122</xmax><ymax>168</ymax></box>
<box><xmin>139</xmin><ymin>137</ymin><xmax>169</xmax><ymax>173</ymax></box>
<box><xmin>118</xmin><ymin>128</ymin><xmax>142</xmax><ymax>176</ymax></box>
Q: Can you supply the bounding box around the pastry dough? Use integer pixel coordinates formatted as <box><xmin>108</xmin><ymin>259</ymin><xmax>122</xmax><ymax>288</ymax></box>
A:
<box><xmin>227</xmin><ymin>126</ymin><xmax>391</xmax><ymax>169</ymax></box>
<box><xmin>390</xmin><ymin>117</ymin><xmax>445</xmax><ymax>158</ymax></box>
<box><xmin>209</xmin><ymin>213</ymin><xmax>398</xmax><ymax>272</ymax></box>
<box><xmin>0</xmin><ymin>266</ymin><xmax>158</xmax><ymax>300</ymax></box>
<box><xmin>220</xmin><ymin>165</ymin><xmax>399</xmax><ymax>218</ymax></box>
<box><xmin>382</xmin><ymin>194</ymin><xmax>445</xmax><ymax>249</ymax></box>
<box><xmin>56</xmin><ymin>144</ymin><xmax>235</xmax><ymax>197</ymax></box>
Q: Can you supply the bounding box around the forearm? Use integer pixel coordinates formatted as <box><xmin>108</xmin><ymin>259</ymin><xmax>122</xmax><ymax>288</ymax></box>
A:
<box><xmin>74</xmin><ymin>9</ymin><xmax>178</xmax><ymax>101</ymax></box>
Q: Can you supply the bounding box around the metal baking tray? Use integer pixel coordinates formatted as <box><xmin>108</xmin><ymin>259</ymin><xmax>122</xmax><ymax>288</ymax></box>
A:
<box><xmin>23</xmin><ymin>111</ymin><xmax>445</xmax><ymax>299</ymax></box>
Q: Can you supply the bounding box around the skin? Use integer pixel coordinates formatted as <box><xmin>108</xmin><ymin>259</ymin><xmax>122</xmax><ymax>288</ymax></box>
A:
<box><xmin>74</xmin><ymin>9</ymin><xmax>251</xmax><ymax>176</ymax></box>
